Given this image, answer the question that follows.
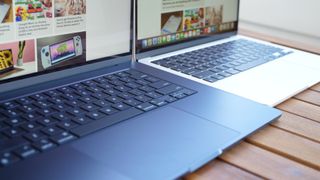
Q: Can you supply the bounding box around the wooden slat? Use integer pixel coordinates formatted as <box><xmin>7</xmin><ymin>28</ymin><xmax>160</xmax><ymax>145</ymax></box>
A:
<box><xmin>185</xmin><ymin>160</ymin><xmax>261</xmax><ymax>180</ymax></box>
<box><xmin>295</xmin><ymin>89</ymin><xmax>320</xmax><ymax>106</ymax></box>
<box><xmin>277</xmin><ymin>99</ymin><xmax>320</xmax><ymax>123</ymax></box>
<box><xmin>271</xmin><ymin>112</ymin><xmax>320</xmax><ymax>143</ymax></box>
<box><xmin>220</xmin><ymin>142</ymin><xmax>320</xmax><ymax>179</ymax></box>
<box><xmin>247</xmin><ymin>126</ymin><xmax>320</xmax><ymax>170</ymax></box>
<box><xmin>311</xmin><ymin>83</ymin><xmax>320</xmax><ymax>92</ymax></box>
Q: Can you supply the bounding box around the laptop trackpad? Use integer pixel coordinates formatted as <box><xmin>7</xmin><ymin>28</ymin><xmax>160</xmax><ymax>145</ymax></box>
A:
<box><xmin>72</xmin><ymin>106</ymin><xmax>239</xmax><ymax>179</ymax></box>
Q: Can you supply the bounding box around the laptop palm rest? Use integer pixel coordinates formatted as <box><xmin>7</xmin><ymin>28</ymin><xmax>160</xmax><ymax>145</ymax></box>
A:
<box><xmin>71</xmin><ymin>106</ymin><xmax>239</xmax><ymax>179</ymax></box>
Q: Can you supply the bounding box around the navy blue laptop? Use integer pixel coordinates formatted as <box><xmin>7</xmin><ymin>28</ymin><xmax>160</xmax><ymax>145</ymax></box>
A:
<box><xmin>0</xmin><ymin>1</ymin><xmax>281</xmax><ymax>179</ymax></box>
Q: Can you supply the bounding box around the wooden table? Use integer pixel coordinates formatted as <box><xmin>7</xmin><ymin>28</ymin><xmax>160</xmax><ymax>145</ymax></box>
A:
<box><xmin>185</xmin><ymin>31</ymin><xmax>320</xmax><ymax>179</ymax></box>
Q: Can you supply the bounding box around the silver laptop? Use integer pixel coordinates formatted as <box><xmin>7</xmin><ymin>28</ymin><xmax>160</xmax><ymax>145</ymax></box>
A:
<box><xmin>135</xmin><ymin>0</ymin><xmax>320</xmax><ymax>106</ymax></box>
<box><xmin>0</xmin><ymin>1</ymin><xmax>10</xmax><ymax>23</ymax></box>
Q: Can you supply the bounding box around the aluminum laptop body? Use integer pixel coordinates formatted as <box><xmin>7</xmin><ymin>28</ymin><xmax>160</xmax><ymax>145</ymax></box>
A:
<box><xmin>0</xmin><ymin>1</ymin><xmax>281</xmax><ymax>179</ymax></box>
<box><xmin>135</xmin><ymin>0</ymin><xmax>320</xmax><ymax>107</ymax></box>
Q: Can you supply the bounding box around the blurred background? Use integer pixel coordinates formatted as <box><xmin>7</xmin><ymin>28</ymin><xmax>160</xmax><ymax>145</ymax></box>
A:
<box><xmin>239</xmin><ymin>0</ymin><xmax>320</xmax><ymax>54</ymax></box>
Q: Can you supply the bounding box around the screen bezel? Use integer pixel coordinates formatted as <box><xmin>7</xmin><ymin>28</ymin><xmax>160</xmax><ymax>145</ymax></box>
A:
<box><xmin>0</xmin><ymin>0</ymin><xmax>134</xmax><ymax>87</ymax></box>
<box><xmin>135</xmin><ymin>0</ymin><xmax>240</xmax><ymax>56</ymax></box>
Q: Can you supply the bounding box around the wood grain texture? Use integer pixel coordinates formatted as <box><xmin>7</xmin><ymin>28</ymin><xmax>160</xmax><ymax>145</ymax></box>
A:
<box><xmin>277</xmin><ymin>99</ymin><xmax>320</xmax><ymax>123</ymax></box>
<box><xmin>295</xmin><ymin>90</ymin><xmax>320</xmax><ymax>106</ymax></box>
<box><xmin>310</xmin><ymin>84</ymin><xmax>320</xmax><ymax>92</ymax></box>
<box><xmin>220</xmin><ymin>142</ymin><xmax>320</xmax><ymax>179</ymax></box>
<box><xmin>185</xmin><ymin>160</ymin><xmax>261</xmax><ymax>180</ymax></box>
<box><xmin>271</xmin><ymin>112</ymin><xmax>320</xmax><ymax>143</ymax></box>
<box><xmin>247</xmin><ymin>126</ymin><xmax>320</xmax><ymax>170</ymax></box>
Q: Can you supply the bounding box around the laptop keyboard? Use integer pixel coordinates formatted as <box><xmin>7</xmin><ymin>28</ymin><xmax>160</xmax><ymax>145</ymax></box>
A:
<box><xmin>0</xmin><ymin>70</ymin><xmax>196</xmax><ymax>167</ymax></box>
<box><xmin>153</xmin><ymin>39</ymin><xmax>292</xmax><ymax>83</ymax></box>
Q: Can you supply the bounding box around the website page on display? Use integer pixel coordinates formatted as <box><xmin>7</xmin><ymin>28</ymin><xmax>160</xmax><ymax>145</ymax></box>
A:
<box><xmin>0</xmin><ymin>0</ymin><xmax>130</xmax><ymax>82</ymax></box>
<box><xmin>137</xmin><ymin>0</ymin><xmax>239</xmax><ymax>50</ymax></box>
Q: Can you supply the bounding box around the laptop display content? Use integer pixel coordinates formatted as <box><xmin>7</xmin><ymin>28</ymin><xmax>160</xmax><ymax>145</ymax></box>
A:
<box><xmin>0</xmin><ymin>49</ymin><xmax>14</xmax><ymax>74</ymax></box>
<box><xmin>0</xmin><ymin>2</ymin><xmax>10</xmax><ymax>23</ymax></box>
<box><xmin>0</xmin><ymin>0</ymin><xmax>131</xmax><ymax>83</ymax></box>
<box><xmin>137</xmin><ymin>0</ymin><xmax>239</xmax><ymax>51</ymax></box>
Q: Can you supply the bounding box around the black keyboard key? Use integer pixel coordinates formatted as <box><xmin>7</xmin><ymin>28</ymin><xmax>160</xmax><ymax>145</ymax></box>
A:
<box><xmin>157</xmin><ymin>84</ymin><xmax>183</xmax><ymax>95</ymax></box>
<box><xmin>135</xmin><ymin>95</ymin><xmax>151</xmax><ymax>103</ymax></box>
<box><xmin>150</xmin><ymin>98</ymin><xmax>168</xmax><ymax>107</ymax></box>
<box><xmin>57</xmin><ymin>121</ymin><xmax>78</xmax><ymax>130</ymax></box>
<box><xmin>22</xmin><ymin>112</ymin><xmax>41</xmax><ymax>121</ymax></box>
<box><xmin>149</xmin><ymin>81</ymin><xmax>171</xmax><ymax>89</ymax></box>
<box><xmin>99</xmin><ymin>107</ymin><xmax>118</xmax><ymax>115</ymax></box>
<box><xmin>37</xmin><ymin>108</ymin><xmax>56</xmax><ymax>116</ymax></box>
<box><xmin>117</xmin><ymin>92</ymin><xmax>133</xmax><ymax>100</ymax></box>
<box><xmin>86</xmin><ymin>111</ymin><xmax>106</xmax><ymax>120</ymax></box>
<box><xmin>3</xmin><ymin>128</ymin><xmax>25</xmax><ymax>138</ymax></box>
<box><xmin>67</xmin><ymin>108</ymin><xmax>85</xmax><ymax>117</ymax></box>
<box><xmin>112</xmin><ymin>103</ymin><xmax>130</xmax><ymax>111</ymax></box>
<box><xmin>136</xmin><ymin>103</ymin><xmax>157</xmax><ymax>112</ymax></box>
<box><xmin>20</xmin><ymin>122</ymin><xmax>42</xmax><ymax>132</ymax></box>
<box><xmin>51</xmin><ymin>132</ymin><xmax>76</xmax><ymax>145</ymax></box>
<box><xmin>0</xmin><ymin>152</ymin><xmax>20</xmax><ymax>167</ymax></box>
<box><xmin>93</xmin><ymin>100</ymin><xmax>110</xmax><ymax>108</ymax></box>
<box><xmin>33</xmin><ymin>101</ymin><xmax>52</xmax><ymax>108</ymax></box>
<box><xmin>1</xmin><ymin>101</ymin><xmax>19</xmax><ymax>109</ymax></box>
<box><xmin>123</xmin><ymin>99</ymin><xmax>142</xmax><ymax>107</ymax></box>
<box><xmin>2</xmin><ymin>109</ymin><xmax>20</xmax><ymax>117</ymax></box>
<box><xmin>80</xmin><ymin>104</ymin><xmax>100</xmax><ymax>112</ymax></box>
<box><xmin>129</xmin><ymin>89</ymin><xmax>144</xmax><ymax>96</ymax></box>
<box><xmin>79</xmin><ymin>96</ymin><xmax>97</xmax><ymax>104</ymax></box>
<box><xmin>19</xmin><ymin>104</ymin><xmax>37</xmax><ymax>113</ymax></box>
<box><xmin>51</xmin><ymin>113</ymin><xmax>70</xmax><ymax>121</ymax></box>
<box><xmin>66</xmin><ymin>100</ymin><xmax>84</xmax><ymax>107</ymax></box>
<box><xmin>145</xmin><ymin>92</ymin><xmax>162</xmax><ymax>99</ymax></box>
<box><xmin>42</xmin><ymin>126</ymin><xmax>63</xmax><ymax>136</ymax></box>
<box><xmin>0</xmin><ymin>137</ymin><xmax>28</xmax><ymax>152</ymax></box>
<box><xmin>4</xmin><ymin>118</ymin><xmax>25</xmax><ymax>127</ymax></box>
<box><xmin>24</xmin><ymin>131</ymin><xmax>45</xmax><ymax>142</ymax></box>
<box><xmin>37</xmin><ymin>117</ymin><xmax>57</xmax><ymax>126</ymax></box>
<box><xmin>71</xmin><ymin>108</ymin><xmax>143</xmax><ymax>137</ymax></box>
<box><xmin>16</xmin><ymin>97</ymin><xmax>33</xmax><ymax>105</ymax></box>
<box><xmin>33</xmin><ymin>139</ymin><xmax>56</xmax><ymax>151</ymax></box>
<box><xmin>72</xmin><ymin>117</ymin><xmax>92</xmax><ymax>125</ymax></box>
<box><xmin>106</xmin><ymin>96</ymin><xmax>123</xmax><ymax>104</ymax></box>
<box><xmin>14</xmin><ymin>145</ymin><xmax>38</xmax><ymax>159</ymax></box>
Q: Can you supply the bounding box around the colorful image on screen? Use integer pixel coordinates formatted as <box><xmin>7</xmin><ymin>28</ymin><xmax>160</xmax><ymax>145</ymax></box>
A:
<box><xmin>50</xmin><ymin>39</ymin><xmax>75</xmax><ymax>64</ymax></box>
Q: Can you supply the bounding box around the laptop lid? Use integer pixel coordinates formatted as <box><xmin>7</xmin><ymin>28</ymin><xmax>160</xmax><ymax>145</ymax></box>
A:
<box><xmin>0</xmin><ymin>0</ymin><xmax>132</xmax><ymax>94</ymax></box>
<box><xmin>135</xmin><ymin>0</ymin><xmax>239</xmax><ymax>59</ymax></box>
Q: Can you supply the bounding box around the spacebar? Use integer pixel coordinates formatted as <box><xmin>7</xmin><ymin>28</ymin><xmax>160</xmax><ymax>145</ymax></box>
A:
<box><xmin>235</xmin><ymin>59</ymin><xmax>269</xmax><ymax>72</ymax></box>
<box><xmin>71</xmin><ymin>108</ymin><xmax>143</xmax><ymax>137</ymax></box>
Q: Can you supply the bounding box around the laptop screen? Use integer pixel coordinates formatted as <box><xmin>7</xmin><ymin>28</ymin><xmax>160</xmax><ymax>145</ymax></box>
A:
<box><xmin>0</xmin><ymin>0</ymin><xmax>131</xmax><ymax>84</ymax></box>
<box><xmin>136</xmin><ymin>0</ymin><xmax>239</xmax><ymax>52</ymax></box>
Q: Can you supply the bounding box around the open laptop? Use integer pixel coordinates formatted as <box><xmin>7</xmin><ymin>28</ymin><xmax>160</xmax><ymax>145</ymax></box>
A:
<box><xmin>135</xmin><ymin>0</ymin><xmax>320</xmax><ymax>106</ymax></box>
<box><xmin>0</xmin><ymin>1</ymin><xmax>10</xmax><ymax>23</ymax></box>
<box><xmin>0</xmin><ymin>1</ymin><xmax>281</xmax><ymax>179</ymax></box>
